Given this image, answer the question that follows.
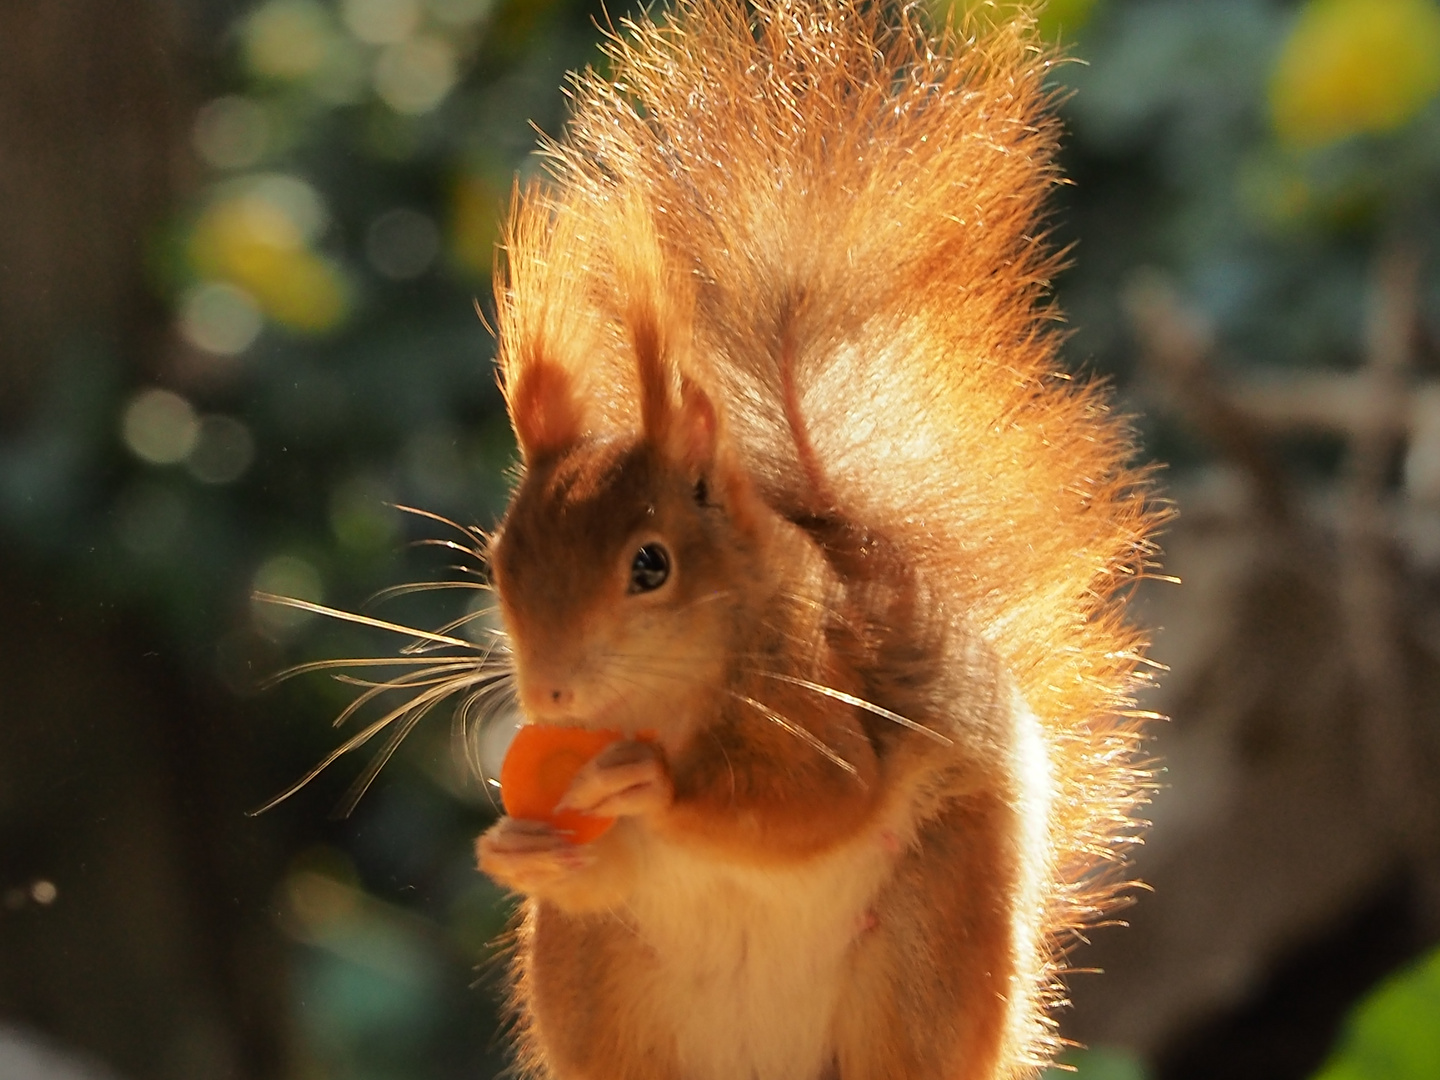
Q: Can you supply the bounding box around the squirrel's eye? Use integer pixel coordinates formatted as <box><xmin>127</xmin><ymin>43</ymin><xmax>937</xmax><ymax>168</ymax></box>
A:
<box><xmin>629</xmin><ymin>543</ymin><xmax>671</xmax><ymax>593</ymax></box>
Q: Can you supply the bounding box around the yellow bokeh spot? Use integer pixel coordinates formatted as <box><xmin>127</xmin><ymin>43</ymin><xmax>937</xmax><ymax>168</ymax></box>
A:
<box><xmin>1237</xmin><ymin>152</ymin><xmax>1313</xmax><ymax>229</ymax></box>
<box><xmin>1271</xmin><ymin>0</ymin><xmax>1440</xmax><ymax>149</ymax></box>
<box><xmin>190</xmin><ymin>196</ymin><xmax>348</xmax><ymax>333</ymax></box>
<box><xmin>450</xmin><ymin>171</ymin><xmax>505</xmax><ymax>278</ymax></box>
<box><xmin>1034</xmin><ymin>0</ymin><xmax>1101</xmax><ymax>42</ymax></box>
<box><xmin>932</xmin><ymin>0</ymin><xmax>1102</xmax><ymax>41</ymax></box>
<box><xmin>243</xmin><ymin>0</ymin><xmax>337</xmax><ymax>81</ymax></box>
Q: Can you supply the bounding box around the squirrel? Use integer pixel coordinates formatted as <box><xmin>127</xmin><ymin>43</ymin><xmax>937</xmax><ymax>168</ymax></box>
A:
<box><xmin>459</xmin><ymin>1</ymin><xmax>1162</xmax><ymax>1078</ymax></box>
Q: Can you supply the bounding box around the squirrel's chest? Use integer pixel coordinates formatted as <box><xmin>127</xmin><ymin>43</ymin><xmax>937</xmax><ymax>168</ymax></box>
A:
<box><xmin>626</xmin><ymin>834</ymin><xmax>893</xmax><ymax>1080</ymax></box>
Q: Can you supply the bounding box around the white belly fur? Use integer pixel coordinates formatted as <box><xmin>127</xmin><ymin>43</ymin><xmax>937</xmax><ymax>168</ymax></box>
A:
<box><xmin>625</xmin><ymin>828</ymin><xmax>894</xmax><ymax>1080</ymax></box>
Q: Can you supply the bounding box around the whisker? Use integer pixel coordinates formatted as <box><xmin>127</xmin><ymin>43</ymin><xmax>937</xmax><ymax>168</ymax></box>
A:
<box><xmin>252</xmin><ymin>592</ymin><xmax>481</xmax><ymax>650</ymax></box>
<box><xmin>329</xmin><ymin>704</ymin><xmax>432</xmax><ymax>820</ymax></box>
<box><xmin>727</xmin><ymin>690</ymin><xmax>860</xmax><ymax>778</ymax></box>
<box><xmin>367</xmin><ymin>580</ymin><xmax>493</xmax><ymax>606</ymax></box>
<box><xmin>400</xmin><ymin>607</ymin><xmax>499</xmax><ymax>655</ymax></box>
<box><xmin>747</xmin><ymin>670</ymin><xmax>953</xmax><ymax>746</ymax></box>
<box><xmin>441</xmin><ymin>562</ymin><xmax>489</xmax><ymax>578</ymax></box>
<box><xmin>330</xmin><ymin>662</ymin><xmax>481</xmax><ymax>694</ymax></box>
<box><xmin>775</xmin><ymin>588</ymin><xmax>860</xmax><ymax>631</ymax></box>
<box><xmin>260</xmin><ymin>654</ymin><xmax>488</xmax><ymax>689</ymax></box>
<box><xmin>323</xmin><ymin>674</ymin><xmax>460</xmax><ymax>730</ymax></box>
<box><xmin>674</xmin><ymin>589</ymin><xmax>733</xmax><ymax>614</ymax></box>
<box><xmin>326</xmin><ymin>665</ymin><xmax>483</xmax><ymax>722</ymax></box>
<box><xmin>454</xmin><ymin>680</ymin><xmax>518</xmax><ymax>805</ymax></box>
<box><xmin>391</xmin><ymin>503</ymin><xmax>488</xmax><ymax>544</ymax></box>
<box><xmin>252</xmin><ymin>670</ymin><xmax>510</xmax><ymax>816</ymax></box>
<box><xmin>249</xmin><ymin>694</ymin><xmax>434</xmax><ymax>815</ymax></box>
<box><xmin>409</xmin><ymin>537</ymin><xmax>481</xmax><ymax>558</ymax></box>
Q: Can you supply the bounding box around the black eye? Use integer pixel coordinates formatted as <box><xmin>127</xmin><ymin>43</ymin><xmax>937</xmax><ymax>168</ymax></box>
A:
<box><xmin>694</xmin><ymin>476</ymin><xmax>709</xmax><ymax>506</ymax></box>
<box><xmin>629</xmin><ymin>543</ymin><xmax>670</xmax><ymax>593</ymax></box>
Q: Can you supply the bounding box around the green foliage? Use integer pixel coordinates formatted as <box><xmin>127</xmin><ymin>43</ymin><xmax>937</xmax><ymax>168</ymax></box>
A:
<box><xmin>1043</xmin><ymin>1046</ymin><xmax>1150</xmax><ymax>1080</ymax></box>
<box><xmin>1311</xmin><ymin>946</ymin><xmax>1440</xmax><ymax>1080</ymax></box>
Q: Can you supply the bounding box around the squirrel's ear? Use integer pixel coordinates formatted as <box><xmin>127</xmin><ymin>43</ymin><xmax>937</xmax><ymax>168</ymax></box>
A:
<box><xmin>667</xmin><ymin>377</ymin><xmax>718</xmax><ymax>475</ymax></box>
<box><xmin>506</xmin><ymin>362</ymin><xmax>582</xmax><ymax>464</ymax></box>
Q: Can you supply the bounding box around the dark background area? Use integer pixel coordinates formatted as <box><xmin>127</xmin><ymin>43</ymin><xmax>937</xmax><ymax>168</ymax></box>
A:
<box><xmin>1</xmin><ymin>1</ymin><xmax>1438</xmax><ymax>1078</ymax></box>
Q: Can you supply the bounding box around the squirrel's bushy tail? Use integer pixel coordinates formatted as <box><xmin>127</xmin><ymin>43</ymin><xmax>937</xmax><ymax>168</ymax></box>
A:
<box><xmin>498</xmin><ymin>0</ymin><xmax>1160</xmax><ymax>1062</ymax></box>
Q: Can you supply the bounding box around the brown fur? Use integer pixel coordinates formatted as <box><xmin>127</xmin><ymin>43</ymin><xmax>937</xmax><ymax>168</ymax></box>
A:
<box><xmin>482</xmin><ymin>2</ymin><xmax>1160</xmax><ymax>1077</ymax></box>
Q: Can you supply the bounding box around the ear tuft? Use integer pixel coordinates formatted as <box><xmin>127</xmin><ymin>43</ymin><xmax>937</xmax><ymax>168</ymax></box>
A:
<box><xmin>669</xmin><ymin>377</ymin><xmax>718</xmax><ymax>475</ymax></box>
<box><xmin>507</xmin><ymin>361</ymin><xmax>582</xmax><ymax>464</ymax></box>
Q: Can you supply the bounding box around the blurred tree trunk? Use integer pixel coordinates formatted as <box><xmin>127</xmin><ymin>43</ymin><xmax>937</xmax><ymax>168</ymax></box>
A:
<box><xmin>0</xmin><ymin>4</ymin><xmax>292</xmax><ymax>1080</ymax></box>
<box><xmin>0</xmin><ymin>0</ymin><xmax>188</xmax><ymax>420</ymax></box>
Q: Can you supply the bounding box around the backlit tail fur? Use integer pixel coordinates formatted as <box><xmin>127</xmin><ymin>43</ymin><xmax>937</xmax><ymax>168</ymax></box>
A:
<box><xmin>497</xmin><ymin>0</ymin><xmax>1159</xmax><ymax>1068</ymax></box>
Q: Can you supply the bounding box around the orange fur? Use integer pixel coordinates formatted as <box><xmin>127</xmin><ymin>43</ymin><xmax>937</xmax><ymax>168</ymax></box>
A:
<box><xmin>483</xmin><ymin>2</ymin><xmax>1161</xmax><ymax>1077</ymax></box>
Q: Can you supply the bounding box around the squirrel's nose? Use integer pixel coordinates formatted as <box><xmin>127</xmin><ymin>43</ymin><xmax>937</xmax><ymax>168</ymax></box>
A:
<box><xmin>516</xmin><ymin>652</ymin><xmax>581</xmax><ymax>719</ymax></box>
<box><xmin>520</xmin><ymin>671</ymin><xmax>577</xmax><ymax>719</ymax></box>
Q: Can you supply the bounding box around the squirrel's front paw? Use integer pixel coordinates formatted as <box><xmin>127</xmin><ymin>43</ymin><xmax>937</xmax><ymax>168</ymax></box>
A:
<box><xmin>476</xmin><ymin>818</ymin><xmax>595</xmax><ymax>896</ymax></box>
<box><xmin>555</xmin><ymin>738</ymin><xmax>673</xmax><ymax>820</ymax></box>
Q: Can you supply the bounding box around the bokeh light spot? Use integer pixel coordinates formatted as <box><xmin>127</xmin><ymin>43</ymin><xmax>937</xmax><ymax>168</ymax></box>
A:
<box><xmin>403</xmin><ymin>424</ymin><xmax>470</xmax><ymax>505</ymax></box>
<box><xmin>936</xmin><ymin>0</ymin><xmax>1101</xmax><ymax>40</ymax></box>
<box><xmin>329</xmin><ymin>475</ymin><xmax>402</xmax><ymax>551</ymax></box>
<box><xmin>122</xmin><ymin>389</ymin><xmax>201</xmax><ymax>465</ymax></box>
<box><xmin>244</xmin><ymin>0</ymin><xmax>337</xmax><ymax>81</ymax></box>
<box><xmin>114</xmin><ymin>482</ymin><xmax>189</xmax><ymax>556</ymax></box>
<box><xmin>366</xmin><ymin>207</ymin><xmax>440</xmax><ymax>279</ymax></box>
<box><xmin>374</xmin><ymin>36</ymin><xmax>458</xmax><ymax>114</ymax></box>
<box><xmin>193</xmin><ymin>96</ymin><xmax>270</xmax><ymax>170</ymax></box>
<box><xmin>342</xmin><ymin>0</ymin><xmax>422</xmax><ymax>44</ymax></box>
<box><xmin>428</xmin><ymin>0</ymin><xmax>492</xmax><ymax>26</ymax></box>
<box><xmin>249</xmin><ymin>174</ymin><xmax>330</xmax><ymax>243</ymax></box>
<box><xmin>449</xmin><ymin>170</ymin><xmax>504</xmax><ymax>277</ymax></box>
<box><xmin>189</xmin><ymin>178</ymin><xmax>349</xmax><ymax>333</ymax></box>
<box><xmin>1271</xmin><ymin>0</ymin><xmax>1440</xmax><ymax>148</ymax></box>
<box><xmin>180</xmin><ymin>281</ymin><xmax>264</xmax><ymax>356</ymax></box>
<box><xmin>312</xmin><ymin>36</ymin><xmax>370</xmax><ymax>104</ymax></box>
<box><xmin>187</xmin><ymin>416</ymin><xmax>257</xmax><ymax>485</ymax></box>
<box><xmin>252</xmin><ymin>554</ymin><xmax>325</xmax><ymax>636</ymax></box>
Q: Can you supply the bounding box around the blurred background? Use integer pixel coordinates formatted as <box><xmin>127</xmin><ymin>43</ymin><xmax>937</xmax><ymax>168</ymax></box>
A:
<box><xmin>1</xmin><ymin>0</ymin><xmax>1438</xmax><ymax>1078</ymax></box>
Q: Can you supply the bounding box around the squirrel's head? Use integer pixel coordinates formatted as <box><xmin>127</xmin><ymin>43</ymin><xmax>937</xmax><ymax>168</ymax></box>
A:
<box><xmin>490</xmin><ymin>361</ymin><xmax>772</xmax><ymax>743</ymax></box>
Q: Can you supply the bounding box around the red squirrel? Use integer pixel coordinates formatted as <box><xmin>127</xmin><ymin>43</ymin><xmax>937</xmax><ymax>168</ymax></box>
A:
<box><xmin>474</xmin><ymin>1</ymin><xmax>1155</xmax><ymax>1077</ymax></box>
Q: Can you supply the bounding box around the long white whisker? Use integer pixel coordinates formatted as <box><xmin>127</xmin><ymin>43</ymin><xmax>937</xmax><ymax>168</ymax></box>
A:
<box><xmin>250</xmin><ymin>694</ymin><xmax>434</xmax><ymax>815</ymax></box>
<box><xmin>775</xmin><ymin>589</ymin><xmax>860</xmax><ymax>632</ymax></box>
<box><xmin>747</xmin><ymin>670</ymin><xmax>952</xmax><ymax>745</ymax></box>
<box><xmin>674</xmin><ymin>589</ymin><xmax>734</xmax><ymax>614</ymax></box>
<box><xmin>454</xmin><ymin>681</ymin><xmax>518</xmax><ymax>805</ymax></box>
<box><xmin>367</xmin><ymin>580</ymin><xmax>494</xmax><ymax>605</ymax></box>
<box><xmin>331</xmin><ymin>663</ymin><xmax>482</xmax><ymax>690</ymax></box>
<box><xmin>400</xmin><ymin>606</ymin><xmax>499</xmax><ymax>655</ymax></box>
<box><xmin>252</xmin><ymin>592</ymin><xmax>481</xmax><ymax>650</ymax></box>
<box><xmin>727</xmin><ymin>690</ymin><xmax>860</xmax><ymax>778</ymax></box>
<box><xmin>391</xmin><ymin>502</ymin><xmax>487</xmax><ymax>543</ymax></box>
<box><xmin>328</xmin><ymin>663</ymin><xmax>493</xmax><ymax>729</ymax></box>
<box><xmin>330</xmin><ymin>704</ymin><xmax>432</xmax><ymax>820</ymax></box>
<box><xmin>409</xmin><ymin>537</ymin><xmax>478</xmax><ymax>556</ymax></box>
<box><xmin>260</xmin><ymin>654</ymin><xmax>492</xmax><ymax>688</ymax></box>
<box><xmin>252</xmin><ymin>670</ymin><xmax>509</xmax><ymax>815</ymax></box>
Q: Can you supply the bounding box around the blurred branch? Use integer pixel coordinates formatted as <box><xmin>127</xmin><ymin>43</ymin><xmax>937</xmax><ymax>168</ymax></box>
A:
<box><xmin>1341</xmin><ymin>244</ymin><xmax>1414</xmax><ymax>803</ymax></box>
<box><xmin>1337</xmin><ymin>243</ymin><xmax>1439</xmax><ymax>880</ymax></box>
<box><xmin>1230</xmin><ymin>374</ymin><xmax>1440</xmax><ymax>439</ymax></box>
<box><xmin>1126</xmin><ymin>253</ymin><xmax>1440</xmax><ymax>922</ymax></box>
<box><xmin>1124</xmin><ymin>270</ymin><xmax>1299</xmax><ymax>533</ymax></box>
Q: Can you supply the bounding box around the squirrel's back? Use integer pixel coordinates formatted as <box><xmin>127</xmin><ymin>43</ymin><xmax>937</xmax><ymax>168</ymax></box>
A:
<box><xmin>495</xmin><ymin>0</ymin><xmax>1158</xmax><ymax>1069</ymax></box>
